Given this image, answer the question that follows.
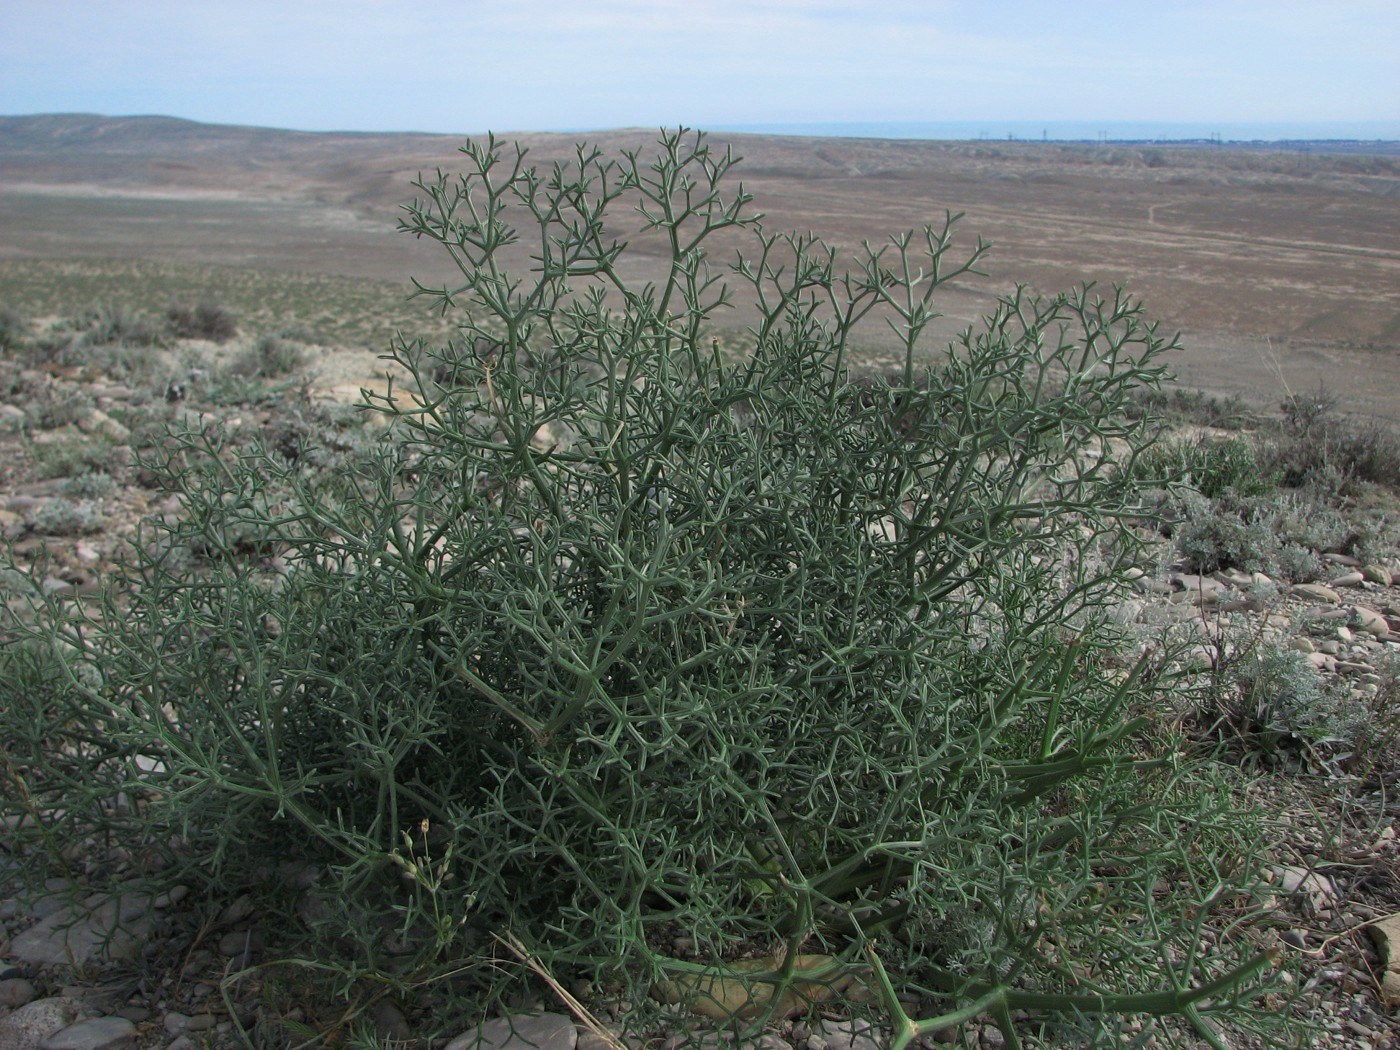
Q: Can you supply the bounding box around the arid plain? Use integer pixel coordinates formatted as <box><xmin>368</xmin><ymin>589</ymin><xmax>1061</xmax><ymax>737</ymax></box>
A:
<box><xmin>2</xmin><ymin>115</ymin><xmax>1398</xmax><ymax>416</ymax></box>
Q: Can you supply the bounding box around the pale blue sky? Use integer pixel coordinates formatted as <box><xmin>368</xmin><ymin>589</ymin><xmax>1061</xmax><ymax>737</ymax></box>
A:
<box><xmin>2</xmin><ymin>0</ymin><xmax>1397</xmax><ymax>135</ymax></box>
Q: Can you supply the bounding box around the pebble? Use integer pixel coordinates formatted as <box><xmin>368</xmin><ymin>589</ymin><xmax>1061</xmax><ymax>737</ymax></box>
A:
<box><xmin>0</xmin><ymin>977</ymin><xmax>39</xmax><ymax>1008</ymax></box>
<box><xmin>1306</xmin><ymin>651</ymin><xmax>1337</xmax><ymax>672</ymax></box>
<box><xmin>39</xmin><ymin>1016</ymin><xmax>137</xmax><ymax>1050</ymax></box>
<box><xmin>1361</xmin><ymin>564</ymin><xmax>1392</xmax><ymax>586</ymax></box>
<box><xmin>1349</xmin><ymin>606</ymin><xmax>1390</xmax><ymax>639</ymax></box>
<box><xmin>0</xmin><ymin>404</ymin><xmax>27</xmax><ymax>431</ymax></box>
<box><xmin>161</xmin><ymin>1012</ymin><xmax>216</xmax><ymax>1036</ymax></box>
<box><xmin>1321</xmin><ymin>552</ymin><xmax>1362</xmax><ymax>566</ymax></box>
<box><xmin>5</xmin><ymin>892</ymin><xmax>153</xmax><ymax>966</ymax></box>
<box><xmin>812</xmin><ymin>1018</ymin><xmax>882</xmax><ymax>1050</ymax></box>
<box><xmin>1269</xmin><ymin>864</ymin><xmax>1339</xmax><ymax>913</ymax></box>
<box><xmin>0</xmin><ymin>997</ymin><xmax>85</xmax><ymax>1049</ymax></box>
<box><xmin>152</xmin><ymin>886</ymin><xmax>188</xmax><ymax>909</ymax></box>
<box><xmin>217</xmin><ymin>928</ymin><xmax>263</xmax><ymax>960</ymax></box>
<box><xmin>1292</xmin><ymin>583</ymin><xmax>1341</xmax><ymax>603</ymax></box>
<box><xmin>444</xmin><ymin>1012</ymin><xmax>578</xmax><ymax>1050</ymax></box>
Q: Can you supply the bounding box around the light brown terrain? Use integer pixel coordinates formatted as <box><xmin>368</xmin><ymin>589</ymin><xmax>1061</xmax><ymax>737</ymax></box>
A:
<box><xmin>2</xmin><ymin>115</ymin><xmax>1398</xmax><ymax>418</ymax></box>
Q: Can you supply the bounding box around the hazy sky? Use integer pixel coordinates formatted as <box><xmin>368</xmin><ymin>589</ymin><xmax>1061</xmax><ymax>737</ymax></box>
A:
<box><xmin>2</xmin><ymin>0</ymin><xmax>1397</xmax><ymax>134</ymax></box>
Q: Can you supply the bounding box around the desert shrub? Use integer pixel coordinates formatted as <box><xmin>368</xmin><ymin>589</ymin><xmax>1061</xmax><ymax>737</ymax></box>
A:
<box><xmin>1263</xmin><ymin>385</ymin><xmax>1400</xmax><ymax>492</ymax></box>
<box><xmin>1218</xmin><ymin>643</ymin><xmax>1367</xmax><ymax>769</ymax></box>
<box><xmin>1121</xmin><ymin>387</ymin><xmax>1252</xmax><ymax>430</ymax></box>
<box><xmin>1176</xmin><ymin>516</ymin><xmax>1277</xmax><ymax>574</ymax></box>
<box><xmin>25</xmin><ymin>497</ymin><xmax>105</xmax><ymax>537</ymax></box>
<box><xmin>26</xmin><ymin>433</ymin><xmax>126</xmax><ymax>481</ymax></box>
<box><xmin>166</xmin><ymin>298</ymin><xmax>239</xmax><ymax>342</ymax></box>
<box><xmin>78</xmin><ymin>302</ymin><xmax>166</xmax><ymax>348</ymax></box>
<box><xmin>0</xmin><ymin>132</ymin><xmax>1291</xmax><ymax>1047</ymax></box>
<box><xmin>60</xmin><ymin>471</ymin><xmax>119</xmax><ymax>501</ymax></box>
<box><xmin>1272</xmin><ymin>542</ymin><xmax>1323</xmax><ymax>583</ymax></box>
<box><xmin>235</xmin><ymin>333</ymin><xmax>307</xmax><ymax>378</ymax></box>
<box><xmin>1269</xmin><ymin>495</ymin><xmax>1350</xmax><ymax>554</ymax></box>
<box><xmin>28</xmin><ymin>386</ymin><xmax>95</xmax><ymax>430</ymax></box>
<box><xmin>25</xmin><ymin>305</ymin><xmax>170</xmax><ymax>381</ymax></box>
<box><xmin>1125</xmin><ymin>434</ymin><xmax>1276</xmax><ymax>499</ymax></box>
<box><xmin>0</xmin><ymin>308</ymin><xmax>29</xmax><ymax>353</ymax></box>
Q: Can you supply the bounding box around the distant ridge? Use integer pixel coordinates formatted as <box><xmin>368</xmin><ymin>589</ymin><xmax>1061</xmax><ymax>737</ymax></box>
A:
<box><xmin>4</xmin><ymin>113</ymin><xmax>1398</xmax><ymax>217</ymax></box>
<box><xmin>717</xmin><ymin>119</ymin><xmax>1400</xmax><ymax>150</ymax></box>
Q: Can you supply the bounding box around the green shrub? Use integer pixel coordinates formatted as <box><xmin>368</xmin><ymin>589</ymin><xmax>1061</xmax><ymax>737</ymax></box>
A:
<box><xmin>78</xmin><ymin>302</ymin><xmax>166</xmax><ymax>348</ymax></box>
<box><xmin>1221</xmin><ymin>644</ymin><xmax>1367</xmax><ymax>769</ymax></box>
<box><xmin>166</xmin><ymin>298</ymin><xmax>239</xmax><ymax>342</ymax></box>
<box><xmin>27</xmin><ymin>433</ymin><xmax>126</xmax><ymax>481</ymax></box>
<box><xmin>1263</xmin><ymin>385</ymin><xmax>1400</xmax><ymax>492</ymax></box>
<box><xmin>0</xmin><ymin>308</ymin><xmax>28</xmax><ymax>353</ymax></box>
<box><xmin>1272</xmin><ymin>542</ymin><xmax>1323</xmax><ymax>583</ymax></box>
<box><xmin>1176</xmin><ymin>517</ymin><xmax>1275</xmax><ymax>574</ymax></box>
<box><xmin>238</xmin><ymin>333</ymin><xmax>307</xmax><ymax>378</ymax></box>
<box><xmin>1121</xmin><ymin>387</ymin><xmax>1252</xmax><ymax>430</ymax></box>
<box><xmin>1126</xmin><ymin>434</ymin><xmax>1277</xmax><ymax>499</ymax></box>
<box><xmin>0</xmin><ymin>132</ymin><xmax>1291</xmax><ymax>1047</ymax></box>
<box><xmin>25</xmin><ymin>497</ymin><xmax>105</xmax><ymax>537</ymax></box>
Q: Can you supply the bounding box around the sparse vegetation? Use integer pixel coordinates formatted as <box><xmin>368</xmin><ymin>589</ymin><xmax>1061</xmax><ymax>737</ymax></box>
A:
<box><xmin>0</xmin><ymin>130</ymin><xmax>1309</xmax><ymax>1049</ymax></box>
<box><xmin>0</xmin><ymin>129</ymin><xmax>1397</xmax><ymax>1050</ymax></box>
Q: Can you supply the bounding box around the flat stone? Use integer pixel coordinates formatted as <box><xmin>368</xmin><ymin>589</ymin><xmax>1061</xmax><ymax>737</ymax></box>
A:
<box><xmin>1350</xmin><ymin>606</ymin><xmax>1391</xmax><ymax>639</ymax></box>
<box><xmin>813</xmin><ymin>1018</ymin><xmax>882</xmax><ymax>1050</ymax></box>
<box><xmin>0</xmin><ymin>997</ymin><xmax>84</xmax><ymax>1050</ymax></box>
<box><xmin>1328</xmin><ymin>571</ymin><xmax>1365</xmax><ymax>588</ymax></box>
<box><xmin>1170</xmin><ymin>572</ymin><xmax>1224</xmax><ymax>592</ymax></box>
<box><xmin>3</xmin><ymin>892</ymin><xmax>152</xmax><ymax>967</ymax></box>
<box><xmin>39</xmin><ymin>1016</ymin><xmax>136</xmax><ymax>1050</ymax></box>
<box><xmin>445</xmin><ymin>1012</ymin><xmax>577</xmax><ymax>1050</ymax></box>
<box><xmin>217</xmin><ymin>928</ymin><xmax>263</xmax><ymax>958</ymax></box>
<box><xmin>1305</xmin><ymin>651</ymin><xmax>1337</xmax><ymax>672</ymax></box>
<box><xmin>370</xmin><ymin>999</ymin><xmax>412</xmax><ymax>1044</ymax></box>
<box><xmin>741</xmin><ymin>1036</ymin><xmax>794</xmax><ymax>1050</ymax></box>
<box><xmin>1269</xmin><ymin>864</ymin><xmax>1338</xmax><ymax>913</ymax></box>
<box><xmin>1291</xmin><ymin>583</ymin><xmax>1340</xmax><ymax>604</ymax></box>
<box><xmin>1361</xmin><ymin>564</ymin><xmax>1392</xmax><ymax>586</ymax></box>
<box><xmin>576</xmin><ymin>1034</ymin><xmax>624</xmax><ymax>1050</ymax></box>
<box><xmin>163</xmin><ymin>1012</ymin><xmax>215</xmax><ymax>1036</ymax></box>
<box><xmin>1366</xmin><ymin>914</ymin><xmax>1400</xmax><ymax>1007</ymax></box>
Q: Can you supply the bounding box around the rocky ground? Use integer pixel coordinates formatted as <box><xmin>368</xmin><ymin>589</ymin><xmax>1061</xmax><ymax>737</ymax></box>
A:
<box><xmin>2</xmin><ymin>341</ymin><xmax>1399</xmax><ymax>1049</ymax></box>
